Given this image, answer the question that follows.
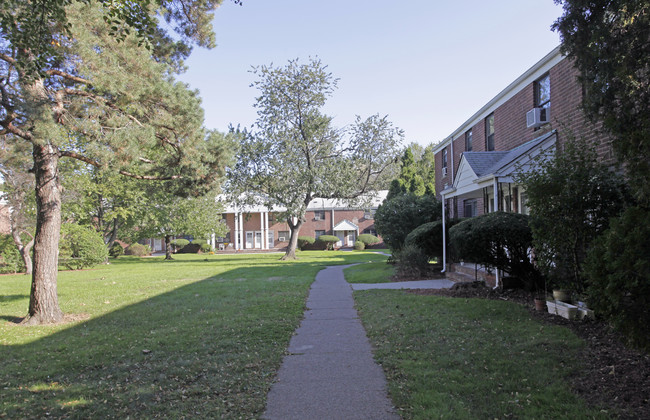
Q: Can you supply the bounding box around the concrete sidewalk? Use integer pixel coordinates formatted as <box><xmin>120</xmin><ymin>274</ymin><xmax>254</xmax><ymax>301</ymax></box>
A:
<box><xmin>263</xmin><ymin>264</ymin><xmax>400</xmax><ymax>420</ymax></box>
<box><xmin>350</xmin><ymin>279</ymin><xmax>454</xmax><ymax>291</ymax></box>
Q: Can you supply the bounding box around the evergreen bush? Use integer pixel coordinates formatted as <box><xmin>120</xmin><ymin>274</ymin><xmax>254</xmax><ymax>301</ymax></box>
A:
<box><xmin>0</xmin><ymin>234</ymin><xmax>25</xmax><ymax>274</ymax></box>
<box><xmin>108</xmin><ymin>242</ymin><xmax>124</xmax><ymax>258</ymax></box>
<box><xmin>317</xmin><ymin>235</ymin><xmax>340</xmax><ymax>250</ymax></box>
<box><xmin>125</xmin><ymin>243</ymin><xmax>149</xmax><ymax>257</ymax></box>
<box><xmin>354</xmin><ymin>240</ymin><xmax>365</xmax><ymax>251</ymax></box>
<box><xmin>357</xmin><ymin>234</ymin><xmax>380</xmax><ymax>245</ymax></box>
<box><xmin>170</xmin><ymin>239</ymin><xmax>190</xmax><ymax>250</ymax></box>
<box><xmin>59</xmin><ymin>224</ymin><xmax>108</xmax><ymax>270</ymax></box>
<box><xmin>192</xmin><ymin>239</ymin><xmax>207</xmax><ymax>246</ymax></box>
<box><xmin>200</xmin><ymin>243</ymin><xmax>213</xmax><ymax>253</ymax></box>
<box><xmin>394</xmin><ymin>244</ymin><xmax>430</xmax><ymax>278</ymax></box>
<box><xmin>449</xmin><ymin>212</ymin><xmax>542</xmax><ymax>291</ymax></box>
<box><xmin>584</xmin><ymin>206</ymin><xmax>650</xmax><ymax>350</ymax></box>
<box><xmin>297</xmin><ymin>236</ymin><xmax>315</xmax><ymax>250</ymax></box>
<box><xmin>374</xmin><ymin>193</ymin><xmax>441</xmax><ymax>251</ymax></box>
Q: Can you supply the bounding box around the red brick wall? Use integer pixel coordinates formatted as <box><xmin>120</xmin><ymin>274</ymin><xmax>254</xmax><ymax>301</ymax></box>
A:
<box><xmin>436</xmin><ymin>57</ymin><xmax>616</xmax><ymax>201</ymax></box>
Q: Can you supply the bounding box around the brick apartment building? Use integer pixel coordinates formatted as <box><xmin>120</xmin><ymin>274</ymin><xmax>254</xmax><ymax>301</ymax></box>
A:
<box><xmin>214</xmin><ymin>191</ymin><xmax>387</xmax><ymax>251</ymax></box>
<box><xmin>433</xmin><ymin>46</ymin><xmax>615</xmax><ymax>285</ymax></box>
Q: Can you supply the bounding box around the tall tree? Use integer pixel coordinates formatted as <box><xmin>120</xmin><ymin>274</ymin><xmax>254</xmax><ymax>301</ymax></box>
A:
<box><xmin>228</xmin><ymin>58</ymin><xmax>402</xmax><ymax>260</ymax></box>
<box><xmin>0</xmin><ymin>3</ymin><xmax>227</xmax><ymax>324</ymax></box>
<box><xmin>136</xmin><ymin>188</ymin><xmax>229</xmax><ymax>260</ymax></box>
<box><xmin>553</xmin><ymin>0</ymin><xmax>650</xmax><ymax>202</ymax></box>
<box><xmin>386</xmin><ymin>143</ymin><xmax>435</xmax><ymax>200</ymax></box>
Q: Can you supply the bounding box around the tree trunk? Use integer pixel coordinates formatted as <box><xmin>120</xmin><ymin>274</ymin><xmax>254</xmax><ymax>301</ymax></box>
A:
<box><xmin>165</xmin><ymin>234</ymin><xmax>173</xmax><ymax>260</ymax></box>
<box><xmin>19</xmin><ymin>241</ymin><xmax>34</xmax><ymax>275</ymax></box>
<box><xmin>23</xmin><ymin>143</ymin><xmax>63</xmax><ymax>325</ymax></box>
<box><xmin>281</xmin><ymin>219</ymin><xmax>303</xmax><ymax>260</ymax></box>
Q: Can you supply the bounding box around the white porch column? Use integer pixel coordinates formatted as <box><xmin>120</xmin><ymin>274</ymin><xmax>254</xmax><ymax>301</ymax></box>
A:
<box><xmin>238</xmin><ymin>213</ymin><xmax>244</xmax><ymax>250</ymax></box>
<box><xmin>234</xmin><ymin>212</ymin><xmax>240</xmax><ymax>250</ymax></box>
<box><xmin>441</xmin><ymin>194</ymin><xmax>447</xmax><ymax>273</ymax></box>
<box><xmin>493</xmin><ymin>177</ymin><xmax>499</xmax><ymax>212</ymax></box>
<box><xmin>263</xmin><ymin>212</ymin><xmax>269</xmax><ymax>250</ymax></box>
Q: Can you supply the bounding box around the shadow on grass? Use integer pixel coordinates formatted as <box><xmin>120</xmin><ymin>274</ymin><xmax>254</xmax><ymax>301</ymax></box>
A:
<box><xmin>0</xmin><ymin>294</ymin><xmax>29</xmax><ymax>303</ymax></box>
<box><xmin>0</xmin><ymin>254</ymin><xmax>374</xmax><ymax>418</ymax></box>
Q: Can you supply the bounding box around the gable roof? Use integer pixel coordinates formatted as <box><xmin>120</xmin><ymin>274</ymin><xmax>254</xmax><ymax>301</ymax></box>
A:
<box><xmin>447</xmin><ymin>130</ymin><xmax>557</xmax><ymax>197</ymax></box>
<box><xmin>333</xmin><ymin>219</ymin><xmax>359</xmax><ymax>231</ymax></box>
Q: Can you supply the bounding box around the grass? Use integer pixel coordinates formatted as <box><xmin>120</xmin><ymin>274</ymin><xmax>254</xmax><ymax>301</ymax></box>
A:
<box><xmin>343</xmin><ymin>260</ymin><xmax>395</xmax><ymax>284</ymax></box>
<box><xmin>354</xmin><ymin>290</ymin><xmax>610</xmax><ymax>419</ymax></box>
<box><xmin>0</xmin><ymin>250</ymin><xmax>386</xmax><ymax>419</ymax></box>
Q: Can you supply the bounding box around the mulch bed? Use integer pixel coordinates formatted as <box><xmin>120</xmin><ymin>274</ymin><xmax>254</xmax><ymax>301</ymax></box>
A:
<box><xmin>407</xmin><ymin>281</ymin><xmax>650</xmax><ymax>419</ymax></box>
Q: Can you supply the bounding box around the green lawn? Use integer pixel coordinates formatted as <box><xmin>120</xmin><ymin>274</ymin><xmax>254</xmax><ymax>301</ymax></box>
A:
<box><xmin>2</xmin><ymin>252</ymin><xmax>609</xmax><ymax>419</ymax></box>
<box><xmin>0</xmin><ymin>251</ymin><xmax>386</xmax><ymax>419</ymax></box>
<box><xmin>343</xmin><ymin>261</ymin><xmax>395</xmax><ymax>284</ymax></box>
<box><xmin>354</xmin><ymin>290</ymin><xmax>610</xmax><ymax>419</ymax></box>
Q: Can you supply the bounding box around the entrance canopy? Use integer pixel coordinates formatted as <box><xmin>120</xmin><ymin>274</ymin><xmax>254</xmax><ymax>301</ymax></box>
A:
<box><xmin>333</xmin><ymin>219</ymin><xmax>359</xmax><ymax>232</ymax></box>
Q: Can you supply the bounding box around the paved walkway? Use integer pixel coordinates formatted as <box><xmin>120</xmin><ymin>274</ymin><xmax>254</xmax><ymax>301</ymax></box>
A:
<box><xmin>263</xmin><ymin>265</ymin><xmax>452</xmax><ymax>419</ymax></box>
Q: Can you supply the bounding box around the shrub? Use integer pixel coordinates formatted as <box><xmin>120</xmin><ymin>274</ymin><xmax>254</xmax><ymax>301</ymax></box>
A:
<box><xmin>357</xmin><ymin>234</ymin><xmax>380</xmax><ymax>246</ymax></box>
<box><xmin>354</xmin><ymin>240</ymin><xmax>365</xmax><ymax>251</ymax></box>
<box><xmin>125</xmin><ymin>243</ymin><xmax>150</xmax><ymax>257</ymax></box>
<box><xmin>374</xmin><ymin>193</ymin><xmax>441</xmax><ymax>251</ymax></box>
<box><xmin>297</xmin><ymin>236</ymin><xmax>315</xmax><ymax>250</ymax></box>
<box><xmin>192</xmin><ymin>239</ymin><xmax>207</xmax><ymax>246</ymax></box>
<box><xmin>449</xmin><ymin>212</ymin><xmax>542</xmax><ymax>291</ymax></box>
<box><xmin>404</xmin><ymin>219</ymin><xmax>462</xmax><ymax>263</ymax></box>
<box><xmin>170</xmin><ymin>239</ymin><xmax>189</xmax><ymax>251</ymax></box>
<box><xmin>317</xmin><ymin>235</ymin><xmax>340</xmax><ymax>250</ymax></box>
<box><xmin>394</xmin><ymin>244</ymin><xmax>430</xmax><ymax>278</ymax></box>
<box><xmin>59</xmin><ymin>224</ymin><xmax>108</xmax><ymax>270</ymax></box>
<box><xmin>0</xmin><ymin>234</ymin><xmax>25</xmax><ymax>274</ymax></box>
<box><xmin>200</xmin><ymin>243</ymin><xmax>213</xmax><ymax>253</ymax></box>
<box><xmin>516</xmin><ymin>136</ymin><xmax>628</xmax><ymax>293</ymax></box>
<box><xmin>584</xmin><ymin>206</ymin><xmax>650</xmax><ymax>350</ymax></box>
<box><xmin>108</xmin><ymin>242</ymin><xmax>124</xmax><ymax>258</ymax></box>
<box><xmin>179</xmin><ymin>243</ymin><xmax>201</xmax><ymax>253</ymax></box>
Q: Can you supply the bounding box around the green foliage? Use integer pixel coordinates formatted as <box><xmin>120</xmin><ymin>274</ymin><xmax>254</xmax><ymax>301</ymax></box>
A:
<box><xmin>59</xmin><ymin>224</ymin><xmax>108</xmax><ymax>270</ymax></box>
<box><xmin>449</xmin><ymin>212</ymin><xmax>541</xmax><ymax>290</ymax></box>
<box><xmin>357</xmin><ymin>234</ymin><xmax>380</xmax><ymax>245</ymax></box>
<box><xmin>386</xmin><ymin>143</ymin><xmax>436</xmax><ymax>201</ymax></box>
<box><xmin>0</xmin><ymin>234</ymin><xmax>25</xmax><ymax>274</ymax></box>
<box><xmin>125</xmin><ymin>243</ymin><xmax>150</xmax><ymax>257</ymax></box>
<box><xmin>354</xmin><ymin>240</ymin><xmax>366</xmax><ymax>251</ymax></box>
<box><xmin>317</xmin><ymin>235</ymin><xmax>340</xmax><ymax>250</ymax></box>
<box><xmin>404</xmin><ymin>219</ymin><xmax>462</xmax><ymax>262</ymax></box>
<box><xmin>227</xmin><ymin>58</ymin><xmax>402</xmax><ymax>259</ymax></box>
<box><xmin>192</xmin><ymin>239</ymin><xmax>207</xmax><ymax>246</ymax></box>
<box><xmin>108</xmin><ymin>242</ymin><xmax>125</xmax><ymax>259</ymax></box>
<box><xmin>374</xmin><ymin>193</ymin><xmax>441</xmax><ymax>251</ymax></box>
<box><xmin>170</xmin><ymin>239</ymin><xmax>190</xmax><ymax>249</ymax></box>
<box><xmin>200</xmin><ymin>243</ymin><xmax>213</xmax><ymax>253</ymax></box>
<box><xmin>297</xmin><ymin>236</ymin><xmax>315</xmax><ymax>250</ymax></box>
<box><xmin>553</xmin><ymin>0</ymin><xmax>650</xmax><ymax>203</ymax></box>
<box><xmin>393</xmin><ymin>243</ymin><xmax>430</xmax><ymax>278</ymax></box>
<box><xmin>516</xmin><ymin>136</ymin><xmax>627</xmax><ymax>292</ymax></box>
<box><xmin>584</xmin><ymin>206</ymin><xmax>650</xmax><ymax>350</ymax></box>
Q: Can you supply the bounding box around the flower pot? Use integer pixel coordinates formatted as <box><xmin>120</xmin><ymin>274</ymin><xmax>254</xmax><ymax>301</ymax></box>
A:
<box><xmin>534</xmin><ymin>298</ymin><xmax>547</xmax><ymax>311</ymax></box>
<box><xmin>553</xmin><ymin>289</ymin><xmax>570</xmax><ymax>302</ymax></box>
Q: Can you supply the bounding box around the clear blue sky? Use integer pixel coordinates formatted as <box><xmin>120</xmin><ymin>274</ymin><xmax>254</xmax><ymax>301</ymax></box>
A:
<box><xmin>179</xmin><ymin>0</ymin><xmax>564</xmax><ymax>147</ymax></box>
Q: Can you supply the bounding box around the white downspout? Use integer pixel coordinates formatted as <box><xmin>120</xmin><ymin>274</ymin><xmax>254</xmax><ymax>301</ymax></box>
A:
<box><xmin>493</xmin><ymin>177</ymin><xmax>500</xmax><ymax>289</ymax></box>
<box><xmin>441</xmin><ymin>193</ymin><xmax>447</xmax><ymax>273</ymax></box>
<box><xmin>234</xmin><ymin>212</ymin><xmax>240</xmax><ymax>250</ymax></box>
<box><xmin>238</xmin><ymin>212</ymin><xmax>244</xmax><ymax>250</ymax></box>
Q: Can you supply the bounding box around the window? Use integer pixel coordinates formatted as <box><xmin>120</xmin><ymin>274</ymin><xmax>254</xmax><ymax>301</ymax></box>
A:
<box><xmin>442</xmin><ymin>148</ymin><xmax>448</xmax><ymax>176</ymax></box>
<box><xmin>278</xmin><ymin>231</ymin><xmax>289</xmax><ymax>241</ymax></box>
<box><xmin>536</xmin><ymin>74</ymin><xmax>550</xmax><ymax>109</ymax></box>
<box><xmin>465</xmin><ymin>130</ymin><xmax>472</xmax><ymax>151</ymax></box>
<box><xmin>520</xmin><ymin>193</ymin><xmax>529</xmax><ymax>215</ymax></box>
<box><xmin>485</xmin><ymin>113</ymin><xmax>495</xmax><ymax>151</ymax></box>
<box><xmin>363</xmin><ymin>228</ymin><xmax>377</xmax><ymax>236</ymax></box>
<box><xmin>315</xmin><ymin>230</ymin><xmax>326</xmax><ymax>239</ymax></box>
<box><xmin>313</xmin><ymin>210</ymin><xmax>325</xmax><ymax>221</ymax></box>
<box><xmin>364</xmin><ymin>209</ymin><xmax>375</xmax><ymax>219</ymax></box>
<box><xmin>464</xmin><ymin>199</ymin><xmax>477</xmax><ymax>218</ymax></box>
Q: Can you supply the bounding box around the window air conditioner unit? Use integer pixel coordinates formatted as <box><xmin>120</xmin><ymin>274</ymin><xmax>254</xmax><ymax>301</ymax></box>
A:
<box><xmin>442</xmin><ymin>167</ymin><xmax>448</xmax><ymax>177</ymax></box>
<box><xmin>526</xmin><ymin>107</ymin><xmax>550</xmax><ymax>128</ymax></box>
<box><xmin>278</xmin><ymin>237</ymin><xmax>286</xmax><ymax>242</ymax></box>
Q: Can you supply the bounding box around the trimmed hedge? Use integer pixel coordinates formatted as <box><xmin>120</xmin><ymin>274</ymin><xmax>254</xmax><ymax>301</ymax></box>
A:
<box><xmin>354</xmin><ymin>240</ymin><xmax>366</xmax><ymax>251</ymax></box>
<box><xmin>449</xmin><ymin>212</ymin><xmax>541</xmax><ymax>291</ymax></box>
<box><xmin>170</xmin><ymin>239</ymin><xmax>189</xmax><ymax>249</ymax></box>
<box><xmin>297</xmin><ymin>236</ymin><xmax>315</xmax><ymax>250</ymax></box>
<box><xmin>108</xmin><ymin>242</ymin><xmax>125</xmax><ymax>258</ymax></box>
<box><xmin>317</xmin><ymin>235</ymin><xmax>340</xmax><ymax>250</ymax></box>
<box><xmin>59</xmin><ymin>223</ymin><xmax>108</xmax><ymax>270</ymax></box>
<box><xmin>357</xmin><ymin>234</ymin><xmax>380</xmax><ymax>245</ymax></box>
<box><xmin>125</xmin><ymin>243</ymin><xmax>150</xmax><ymax>257</ymax></box>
